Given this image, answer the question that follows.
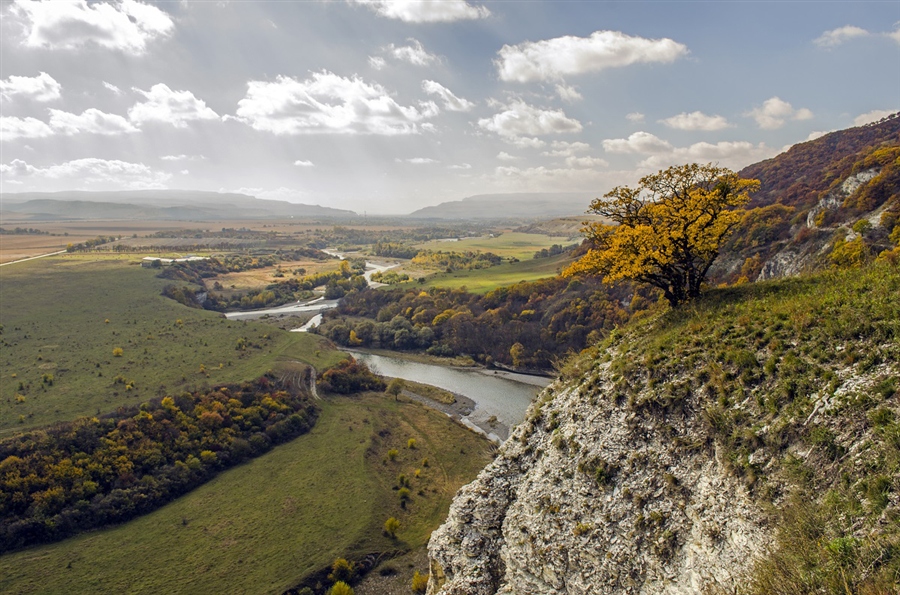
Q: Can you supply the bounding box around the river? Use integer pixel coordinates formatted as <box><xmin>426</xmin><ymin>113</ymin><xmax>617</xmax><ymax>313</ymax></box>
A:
<box><xmin>352</xmin><ymin>351</ymin><xmax>549</xmax><ymax>443</ymax></box>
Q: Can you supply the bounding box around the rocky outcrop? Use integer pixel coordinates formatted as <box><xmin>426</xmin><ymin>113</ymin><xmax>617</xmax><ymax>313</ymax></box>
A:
<box><xmin>427</xmin><ymin>363</ymin><xmax>770</xmax><ymax>595</ymax></box>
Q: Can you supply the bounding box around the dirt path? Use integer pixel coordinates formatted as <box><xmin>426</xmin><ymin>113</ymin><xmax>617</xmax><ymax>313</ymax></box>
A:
<box><xmin>0</xmin><ymin>250</ymin><xmax>67</xmax><ymax>267</ymax></box>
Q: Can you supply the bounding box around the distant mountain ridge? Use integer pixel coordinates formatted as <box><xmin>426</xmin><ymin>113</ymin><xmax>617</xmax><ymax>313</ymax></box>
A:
<box><xmin>0</xmin><ymin>190</ymin><xmax>356</xmax><ymax>220</ymax></box>
<box><xmin>408</xmin><ymin>192</ymin><xmax>596</xmax><ymax>220</ymax></box>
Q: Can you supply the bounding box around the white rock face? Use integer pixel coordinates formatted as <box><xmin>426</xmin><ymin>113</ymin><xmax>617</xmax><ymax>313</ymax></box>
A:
<box><xmin>427</xmin><ymin>365</ymin><xmax>770</xmax><ymax>595</ymax></box>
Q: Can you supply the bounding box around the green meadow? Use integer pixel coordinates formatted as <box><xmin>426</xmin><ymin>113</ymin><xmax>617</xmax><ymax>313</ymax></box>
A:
<box><xmin>414</xmin><ymin>252</ymin><xmax>574</xmax><ymax>293</ymax></box>
<box><xmin>416</xmin><ymin>232</ymin><xmax>575</xmax><ymax>259</ymax></box>
<box><xmin>0</xmin><ymin>255</ymin><xmax>342</xmax><ymax>434</ymax></box>
<box><xmin>0</xmin><ymin>392</ymin><xmax>493</xmax><ymax>594</ymax></box>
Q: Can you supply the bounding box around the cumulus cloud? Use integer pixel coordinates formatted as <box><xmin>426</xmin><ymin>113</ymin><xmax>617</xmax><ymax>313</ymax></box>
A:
<box><xmin>11</xmin><ymin>0</ymin><xmax>174</xmax><ymax>55</ymax></box>
<box><xmin>397</xmin><ymin>157</ymin><xmax>438</xmax><ymax>164</ymax></box>
<box><xmin>368</xmin><ymin>56</ymin><xmax>387</xmax><ymax>70</ymax></box>
<box><xmin>565</xmin><ymin>155</ymin><xmax>609</xmax><ymax>168</ymax></box>
<box><xmin>422</xmin><ymin>80</ymin><xmax>474</xmax><ymax>112</ymax></box>
<box><xmin>491</xmin><ymin>164</ymin><xmax>623</xmax><ymax>192</ymax></box>
<box><xmin>602</xmin><ymin>131</ymin><xmax>673</xmax><ymax>154</ymax></box>
<box><xmin>854</xmin><ymin>109</ymin><xmax>897</xmax><ymax>126</ymax></box>
<box><xmin>747</xmin><ymin>97</ymin><xmax>813</xmax><ymax>129</ymax></box>
<box><xmin>0</xmin><ymin>72</ymin><xmax>61</xmax><ymax>102</ymax></box>
<box><xmin>889</xmin><ymin>26</ymin><xmax>900</xmax><ymax>44</ymax></box>
<box><xmin>507</xmin><ymin>136</ymin><xmax>546</xmax><ymax>149</ymax></box>
<box><xmin>639</xmin><ymin>140</ymin><xmax>777</xmax><ymax>170</ymax></box>
<box><xmin>2</xmin><ymin>108</ymin><xmax>137</xmax><ymax>140</ymax></box>
<box><xmin>0</xmin><ymin>157</ymin><xmax>171</xmax><ymax>188</ymax></box>
<box><xmin>233</xmin><ymin>72</ymin><xmax>438</xmax><ymax>136</ymax></box>
<box><xmin>555</xmin><ymin>84</ymin><xmax>582</xmax><ymax>102</ymax></box>
<box><xmin>350</xmin><ymin>0</ymin><xmax>489</xmax><ymax>23</ymax></box>
<box><xmin>626</xmin><ymin>112</ymin><xmax>645</xmax><ymax>123</ymax></box>
<box><xmin>448</xmin><ymin>163</ymin><xmax>471</xmax><ymax>170</ymax></box>
<box><xmin>103</xmin><ymin>81</ymin><xmax>123</xmax><ymax>94</ymax></box>
<box><xmin>48</xmin><ymin>108</ymin><xmax>138</xmax><ymax>135</ymax></box>
<box><xmin>814</xmin><ymin>25</ymin><xmax>869</xmax><ymax>47</ymax></box>
<box><xmin>160</xmin><ymin>154</ymin><xmax>205</xmax><ymax>161</ymax></box>
<box><xmin>294</xmin><ymin>159</ymin><xmax>315</xmax><ymax>167</ymax></box>
<box><xmin>1</xmin><ymin>117</ymin><xmax>55</xmax><ymax>141</ymax></box>
<box><xmin>478</xmin><ymin>100</ymin><xmax>582</xmax><ymax>141</ymax></box>
<box><xmin>496</xmin><ymin>151</ymin><xmax>518</xmax><ymax>161</ymax></box>
<box><xmin>660</xmin><ymin>111</ymin><xmax>731</xmax><ymax>131</ymax></box>
<box><xmin>388</xmin><ymin>39</ymin><xmax>438</xmax><ymax>66</ymax></box>
<box><xmin>496</xmin><ymin>30</ymin><xmax>688</xmax><ymax>83</ymax></box>
<box><xmin>541</xmin><ymin>140</ymin><xmax>591</xmax><ymax>158</ymax></box>
<box><xmin>129</xmin><ymin>84</ymin><xmax>219</xmax><ymax>128</ymax></box>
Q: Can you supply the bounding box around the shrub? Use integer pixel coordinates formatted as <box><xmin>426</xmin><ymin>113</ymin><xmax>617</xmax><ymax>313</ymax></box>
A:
<box><xmin>327</xmin><ymin>581</ymin><xmax>354</xmax><ymax>595</ymax></box>
<box><xmin>383</xmin><ymin>516</ymin><xmax>400</xmax><ymax>538</ymax></box>
<box><xmin>387</xmin><ymin>449</ymin><xmax>399</xmax><ymax>461</ymax></box>
<box><xmin>328</xmin><ymin>558</ymin><xmax>354</xmax><ymax>584</ymax></box>
<box><xmin>411</xmin><ymin>570</ymin><xmax>428</xmax><ymax>593</ymax></box>
<box><xmin>112</xmin><ymin>347</ymin><xmax>124</xmax><ymax>357</ymax></box>
<box><xmin>407</xmin><ymin>438</ymin><xmax>417</xmax><ymax>449</ymax></box>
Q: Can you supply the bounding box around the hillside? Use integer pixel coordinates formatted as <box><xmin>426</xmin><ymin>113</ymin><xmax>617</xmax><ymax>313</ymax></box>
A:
<box><xmin>712</xmin><ymin>113</ymin><xmax>900</xmax><ymax>282</ymax></box>
<box><xmin>0</xmin><ymin>190</ymin><xmax>356</xmax><ymax>221</ymax></box>
<box><xmin>408</xmin><ymin>193</ymin><xmax>596</xmax><ymax>221</ymax></box>
<box><xmin>427</xmin><ymin>262</ymin><xmax>900</xmax><ymax>594</ymax></box>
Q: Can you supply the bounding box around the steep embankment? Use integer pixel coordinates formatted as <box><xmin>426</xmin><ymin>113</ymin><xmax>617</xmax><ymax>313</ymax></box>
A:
<box><xmin>427</xmin><ymin>263</ymin><xmax>900</xmax><ymax>594</ymax></box>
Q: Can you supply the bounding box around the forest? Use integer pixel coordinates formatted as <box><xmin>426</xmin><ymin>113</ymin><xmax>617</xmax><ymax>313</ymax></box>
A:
<box><xmin>0</xmin><ymin>375</ymin><xmax>317</xmax><ymax>553</ymax></box>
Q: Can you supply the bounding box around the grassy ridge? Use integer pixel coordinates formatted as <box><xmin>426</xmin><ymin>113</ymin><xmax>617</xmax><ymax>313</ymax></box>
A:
<box><xmin>0</xmin><ymin>393</ymin><xmax>493</xmax><ymax>594</ymax></box>
<box><xmin>415</xmin><ymin>232</ymin><xmax>574</xmax><ymax>260</ymax></box>
<box><xmin>0</xmin><ymin>256</ymin><xmax>343</xmax><ymax>434</ymax></box>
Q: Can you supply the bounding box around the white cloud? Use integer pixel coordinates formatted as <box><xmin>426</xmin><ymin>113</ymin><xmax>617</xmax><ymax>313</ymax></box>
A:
<box><xmin>854</xmin><ymin>109</ymin><xmax>897</xmax><ymax>126</ymax></box>
<box><xmin>180</xmin><ymin>169</ymin><xmax>189</xmax><ymax>175</ymax></box>
<box><xmin>1</xmin><ymin>157</ymin><xmax>171</xmax><ymax>188</ymax></box>
<box><xmin>889</xmin><ymin>26</ymin><xmax>900</xmax><ymax>44</ymax></box>
<box><xmin>507</xmin><ymin>136</ymin><xmax>546</xmax><ymax>149</ymax></box>
<box><xmin>626</xmin><ymin>112</ymin><xmax>645</xmax><ymax>123</ymax></box>
<box><xmin>160</xmin><ymin>154</ymin><xmax>205</xmax><ymax>161</ymax></box>
<box><xmin>639</xmin><ymin>140</ymin><xmax>777</xmax><ymax>170</ymax></box>
<box><xmin>490</xmin><ymin>165</ymin><xmax>625</xmax><ymax>192</ymax></box>
<box><xmin>233</xmin><ymin>72</ymin><xmax>437</xmax><ymax>136</ymax></box>
<box><xmin>497</xmin><ymin>151</ymin><xmax>519</xmax><ymax>161</ymax></box>
<box><xmin>660</xmin><ymin>111</ymin><xmax>731</xmax><ymax>131</ymax></box>
<box><xmin>294</xmin><ymin>159</ymin><xmax>315</xmax><ymax>167</ymax></box>
<box><xmin>422</xmin><ymin>80</ymin><xmax>474</xmax><ymax>112</ymax></box>
<box><xmin>541</xmin><ymin>140</ymin><xmax>591</xmax><ymax>158</ymax></box>
<box><xmin>397</xmin><ymin>157</ymin><xmax>438</xmax><ymax>164</ymax></box>
<box><xmin>1</xmin><ymin>117</ymin><xmax>55</xmax><ymax>141</ymax></box>
<box><xmin>747</xmin><ymin>97</ymin><xmax>813</xmax><ymax>129</ymax></box>
<box><xmin>388</xmin><ymin>39</ymin><xmax>438</xmax><ymax>66</ymax></box>
<box><xmin>129</xmin><ymin>83</ymin><xmax>219</xmax><ymax>128</ymax></box>
<box><xmin>11</xmin><ymin>0</ymin><xmax>174</xmax><ymax>55</ymax></box>
<box><xmin>814</xmin><ymin>25</ymin><xmax>870</xmax><ymax>47</ymax></box>
<box><xmin>0</xmin><ymin>72</ymin><xmax>61</xmax><ymax>102</ymax></box>
<box><xmin>448</xmin><ymin>163</ymin><xmax>471</xmax><ymax>170</ymax></box>
<box><xmin>478</xmin><ymin>100</ymin><xmax>582</xmax><ymax>140</ymax></box>
<box><xmin>48</xmin><ymin>108</ymin><xmax>138</xmax><ymax>135</ymax></box>
<box><xmin>565</xmin><ymin>155</ymin><xmax>609</xmax><ymax>168</ymax></box>
<box><xmin>496</xmin><ymin>30</ymin><xmax>688</xmax><ymax>83</ymax></box>
<box><xmin>555</xmin><ymin>84</ymin><xmax>582</xmax><ymax>102</ymax></box>
<box><xmin>103</xmin><ymin>81</ymin><xmax>123</xmax><ymax>94</ymax></box>
<box><xmin>351</xmin><ymin>0</ymin><xmax>489</xmax><ymax>23</ymax></box>
<box><xmin>602</xmin><ymin>131</ymin><xmax>673</xmax><ymax>154</ymax></box>
<box><xmin>368</xmin><ymin>56</ymin><xmax>387</xmax><ymax>70</ymax></box>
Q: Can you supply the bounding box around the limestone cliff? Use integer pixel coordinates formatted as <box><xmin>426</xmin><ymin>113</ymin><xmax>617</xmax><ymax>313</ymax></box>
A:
<box><xmin>427</xmin><ymin>264</ymin><xmax>900</xmax><ymax>594</ymax></box>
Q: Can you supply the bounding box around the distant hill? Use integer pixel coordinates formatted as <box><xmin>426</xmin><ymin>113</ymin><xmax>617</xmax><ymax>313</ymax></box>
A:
<box><xmin>0</xmin><ymin>190</ymin><xmax>356</xmax><ymax>221</ymax></box>
<box><xmin>407</xmin><ymin>192</ymin><xmax>596</xmax><ymax>220</ymax></box>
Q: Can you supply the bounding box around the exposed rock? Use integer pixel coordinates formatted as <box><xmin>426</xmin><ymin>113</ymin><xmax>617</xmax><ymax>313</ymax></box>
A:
<box><xmin>427</xmin><ymin>365</ymin><xmax>770</xmax><ymax>595</ymax></box>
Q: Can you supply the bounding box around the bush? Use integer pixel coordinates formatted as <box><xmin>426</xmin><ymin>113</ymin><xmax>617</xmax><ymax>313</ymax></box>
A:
<box><xmin>317</xmin><ymin>358</ymin><xmax>386</xmax><ymax>394</ymax></box>
<box><xmin>328</xmin><ymin>558</ymin><xmax>354</xmax><ymax>584</ymax></box>
<box><xmin>411</xmin><ymin>570</ymin><xmax>428</xmax><ymax>593</ymax></box>
<box><xmin>383</xmin><ymin>517</ymin><xmax>400</xmax><ymax>538</ymax></box>
<box><xmin>327</xmin><ymin>581</ymin><xmax>354</xmax><ymax>595</ymax></box>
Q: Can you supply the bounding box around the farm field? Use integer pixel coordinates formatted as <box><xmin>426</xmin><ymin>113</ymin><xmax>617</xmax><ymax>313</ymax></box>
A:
<box><xmin>415</xmin><ymin>232</ymin><xmax>576</xmax><ymax>259</ymax></box>
<box><xmin>412</xmin><ymin>252</ymin><xmax>575</xmax><ymax>293</ymax></box>
<box><xmin>0</xmin><ymin>392</ymin><xmax>493</xmax><ymax>595</ymax></box>
<box><xmin>0</xmin><ymin>254</ymin><xmax>344</xmax><ymax>435</ymax></box>
<box><xmin>214</xmin><ymin>258</ymin><xmax>342</xmax><ymax>292</ymax></box>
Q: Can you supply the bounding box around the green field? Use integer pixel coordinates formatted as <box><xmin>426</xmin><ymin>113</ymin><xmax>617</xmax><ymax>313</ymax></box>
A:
<box><xmin>0</xmin><ymin>392</ymin><xmax>493</xmax><ymax>594</ymax></box>
<box><xmin>412</xmin><ymin>252</ymin><xmax>574</xmax><ymax>293</ymax></box>
<box><xmin>416</xmin><ymin>232</ymin><xmax>575</xmax><ymax>259</ymax></box>
<box><xmin>0</xmin><ymin>255</ymin><xmax>344</xmax><ymax>435</ymax></box>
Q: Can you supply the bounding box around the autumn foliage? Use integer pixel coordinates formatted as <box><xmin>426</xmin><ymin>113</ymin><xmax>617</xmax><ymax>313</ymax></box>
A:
<box><xmin>0</xmin><ymin>376</ymin><xmax>317</xmax><ymax>553</ymax></box>
<box><xmin>565</xmin><ymin>163</ymin><xmax>759</xmax><ymax>306</ymax></box>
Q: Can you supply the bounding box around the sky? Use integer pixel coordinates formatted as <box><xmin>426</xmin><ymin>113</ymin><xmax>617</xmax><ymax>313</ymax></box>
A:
<box><xmin>0</xmin><ymin>0</ymin><xmax>898</xmax><ymax>214</ymax></box>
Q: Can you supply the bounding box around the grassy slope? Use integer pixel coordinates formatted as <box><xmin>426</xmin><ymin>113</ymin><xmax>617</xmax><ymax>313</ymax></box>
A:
<box><xmin>410</xmin><ymin>253</ymin><xmax>573</xmax><ymax>294</ymax></box>
<box><xmin>415</xmin><ymin>232</ymin><xmax>574</xmax><ymax>259</ymax></box>
<box><xmin>0</xmin><ymin>255</ymin><xmax>344</xmax><ymax>435</ymax></box>
<box><xmin>0</xmin><ymin>392</ymin><xmax>493</xmax><ymax>594</ymax></box>
<box><xmin>566</xmin><ymin>262</ymin><xmax>900</xmax><ymax>593</ymax></box>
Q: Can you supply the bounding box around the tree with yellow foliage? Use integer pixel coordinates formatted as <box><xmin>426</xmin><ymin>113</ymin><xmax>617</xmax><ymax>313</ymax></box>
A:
<box><xmin>565</xmin><ymin>163</ymin><xmax>759</xmax><ymax>306</ymax></box>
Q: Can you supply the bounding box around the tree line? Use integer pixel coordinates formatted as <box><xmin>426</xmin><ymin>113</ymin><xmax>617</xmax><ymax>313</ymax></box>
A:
<box><xmin>0</xmin><ymin>375</ymin><xmax>317</xmax><ymax>553</ymax></box>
